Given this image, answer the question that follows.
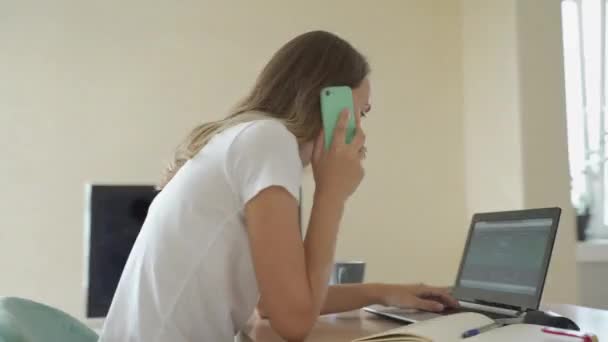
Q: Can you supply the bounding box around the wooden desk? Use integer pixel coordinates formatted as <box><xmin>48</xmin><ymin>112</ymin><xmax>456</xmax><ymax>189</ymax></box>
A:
<box><xmin>239</xmin><ymin>304</ymin><xmax>608</xmax><ymax>341</ymax></box>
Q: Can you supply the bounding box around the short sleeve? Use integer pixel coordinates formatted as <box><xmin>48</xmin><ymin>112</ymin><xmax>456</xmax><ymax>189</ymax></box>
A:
<box><xmin>226</xmin><ymin>120</ymin><xmax>303</xmax><ymax>205</ymax></box>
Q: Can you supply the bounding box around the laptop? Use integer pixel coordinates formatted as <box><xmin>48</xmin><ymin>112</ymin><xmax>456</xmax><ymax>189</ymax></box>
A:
<box><xmin>365</xmin><ymin>207</ymin><xmax>562</xmax><ymax>323</ymax></box>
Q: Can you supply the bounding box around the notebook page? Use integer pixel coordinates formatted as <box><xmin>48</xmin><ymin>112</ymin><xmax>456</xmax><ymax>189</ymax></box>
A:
<box><xmin>398</xmin><ymin>312</ymin><xmax>494</xmax><ymax>341</ymax></box>
<box><xmin>354</xmin><ymin>313</ymin><xmax>493</xmax><ymax>342</ymax></box>
<box><xmin>352</xmin><ymin>326</ymin><xmax>431</xmax><ymax>342</ymax></box>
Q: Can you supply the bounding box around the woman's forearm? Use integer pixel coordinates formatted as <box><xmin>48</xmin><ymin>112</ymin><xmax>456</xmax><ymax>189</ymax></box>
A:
<box><xmin>321</xmin><ymin>283</ymin><xmax>384</xmax><ymax>314</ymax></box>
<box><xmin>303</xmin><ymin>191</ymin><xmax>345</xmax><ymax>316</ymax></box>
<box><xmin>257</xmin><ymin>284</ymin><xmax>380</xmax><ymax>318</ymax></box>
<box><xmin>258</xmin><ymin>282</ymin><xmax>456</xmax><ymax>318</ymax></box>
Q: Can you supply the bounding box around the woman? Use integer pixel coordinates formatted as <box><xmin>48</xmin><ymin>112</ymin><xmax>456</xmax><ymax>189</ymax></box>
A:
<box><xmin>100</xmin><ymin>30</ymin><xmax>457</xmax><ymax>342</ymax></box>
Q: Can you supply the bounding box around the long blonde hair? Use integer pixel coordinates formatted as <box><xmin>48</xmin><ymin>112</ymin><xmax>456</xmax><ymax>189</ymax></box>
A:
<box><xmin>160</xmin><ymin>30</ymin><xmax>370</xmax><ymax>188</ymax></box>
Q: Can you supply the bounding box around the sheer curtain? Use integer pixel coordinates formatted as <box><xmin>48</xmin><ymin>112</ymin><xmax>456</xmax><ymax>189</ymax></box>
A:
<box><xmin>562</xmin><ymin>0</ymin><xmax>608</xmax><ymax>238</ymax></box>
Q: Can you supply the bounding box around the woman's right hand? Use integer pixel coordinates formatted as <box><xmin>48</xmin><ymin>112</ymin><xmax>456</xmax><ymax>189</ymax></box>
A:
<box><xmin>312</xmin><ymin>109</ymin><xmax>366</xmax><ymax>202</ymax></box>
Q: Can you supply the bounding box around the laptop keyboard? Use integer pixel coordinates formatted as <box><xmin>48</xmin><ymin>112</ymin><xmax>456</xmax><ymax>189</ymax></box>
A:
<box><xmin>366</xmin><ymin>304</ymin><xmax>517</xmax><ymax>324</ymax></box>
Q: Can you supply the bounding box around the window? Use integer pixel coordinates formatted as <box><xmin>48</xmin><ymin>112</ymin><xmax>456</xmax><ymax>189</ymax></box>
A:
<box><xmin>562</xmin><ymin>0</ymin><xmax>608</xmax><ymax>238</ymax></box>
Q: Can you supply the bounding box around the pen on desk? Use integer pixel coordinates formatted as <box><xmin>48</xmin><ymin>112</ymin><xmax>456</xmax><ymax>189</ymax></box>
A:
<box><xmin>461</xmin><ymin>322</ymin><xmax>502</xmax><ymax>339</ymax></box>
<box><xmin>541</xmin><ymin>327</ymin><xmax>598</xmax><ymax>342</ymax></box>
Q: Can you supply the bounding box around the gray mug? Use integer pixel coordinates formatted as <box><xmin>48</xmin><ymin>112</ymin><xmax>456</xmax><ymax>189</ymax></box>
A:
<box><xmin>329</xmin><ymin>261</ymin><xmax>366</xmax><ymax>285</ymax></box>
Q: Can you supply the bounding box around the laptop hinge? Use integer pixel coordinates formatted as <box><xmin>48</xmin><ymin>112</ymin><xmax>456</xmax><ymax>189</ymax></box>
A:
<box><xmin>458</xmin><ymin>300</ymin><xmax>522</xmax><ymax>317</ymax></box>
<box><xmin>472</xmin><ymin>299</ymin><xmax>522</xmax><ymax>312</ymax></box>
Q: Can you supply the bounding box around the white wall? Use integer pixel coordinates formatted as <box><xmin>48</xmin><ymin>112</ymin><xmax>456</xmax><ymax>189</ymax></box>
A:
<box><xmin>462</xmin><ymin>0</ymin><xmax>578</xmax><ymax>303</ymax></box>
<box><xmin>0</xmin><ymin>0</ymin><xmax>466</xmax><ymax>320</ymax></box>
<box><xmin>578</xmin><ymin>262</ymin><xmax>608</xmax><ymax>309</ymax></box>
<box><xmin>462</xmin><ymin>0</ymin><xmax>525</xmax><ymax>212</ymax></box>
<box><xmin>577</xmin><ymin>242</ymin><xmax>608</xmax><ymax>309</ymax></box>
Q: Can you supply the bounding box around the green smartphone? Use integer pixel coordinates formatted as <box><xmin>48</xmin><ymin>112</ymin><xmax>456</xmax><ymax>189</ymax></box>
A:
<box><xmin>320</xmin><ymin>86</ymin><xmax>356</xmax><ymax>150</ymax></box>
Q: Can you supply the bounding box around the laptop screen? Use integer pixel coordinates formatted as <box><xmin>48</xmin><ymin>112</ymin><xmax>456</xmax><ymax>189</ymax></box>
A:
<box><xmin>452</xmin><ymin>208</ymin><xmax>560</xmax><ymax>310</ymax></box>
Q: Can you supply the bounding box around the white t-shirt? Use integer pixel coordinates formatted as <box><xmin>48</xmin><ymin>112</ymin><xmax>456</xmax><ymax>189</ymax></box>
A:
<box><xmin>99</xmin><ymin>118</ymin><xmax>303</xmax><ymax>342</ymax></box>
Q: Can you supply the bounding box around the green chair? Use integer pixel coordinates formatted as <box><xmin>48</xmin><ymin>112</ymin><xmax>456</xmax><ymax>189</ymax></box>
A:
<box><xmin>0</xmin><ymin>297</ymin><xmax>98</xmax><ymax>342</ymax></box>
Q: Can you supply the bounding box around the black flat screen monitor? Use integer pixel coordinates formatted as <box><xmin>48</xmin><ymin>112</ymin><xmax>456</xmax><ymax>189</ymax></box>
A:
<box><xmin>85</xmin><ymin>184</ymin><xmax>158</xmax><ymax>318</ymax></box>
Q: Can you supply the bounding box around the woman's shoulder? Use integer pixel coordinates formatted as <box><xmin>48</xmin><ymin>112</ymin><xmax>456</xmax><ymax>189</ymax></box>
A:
<box><xmin>232</xmin><ymin>116</ymin><xmax>297</xmax><ymax>147</ymax></box>
<box><xmin>221</xmin><ymin>116</ymin><xmax>301</xmax><ymax>170</ymax></box>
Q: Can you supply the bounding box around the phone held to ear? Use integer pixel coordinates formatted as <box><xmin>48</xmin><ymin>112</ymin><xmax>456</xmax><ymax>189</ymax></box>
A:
<box><xmin>320</xmin><ymin>86</ymin><xmax>356</xmax><ymax>150</ymax></box>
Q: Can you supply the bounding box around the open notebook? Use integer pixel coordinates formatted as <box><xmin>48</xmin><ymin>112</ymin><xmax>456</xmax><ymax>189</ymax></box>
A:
<box><xmin>352</xmin><ymin>312</ymin><xmax>599</xmax><ymax>342</ymax></box>
<box><xmin>353</xmin><ymin>312</ymin><xmax>491</xmax><ymax>342</ymax></box>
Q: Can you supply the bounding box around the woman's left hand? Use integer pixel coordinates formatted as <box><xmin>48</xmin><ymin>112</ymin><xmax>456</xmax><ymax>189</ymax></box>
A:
<box><xmin>377</xmin><ymin>283</ymin><xmax>459</xmax><ymax>312</ymax></box>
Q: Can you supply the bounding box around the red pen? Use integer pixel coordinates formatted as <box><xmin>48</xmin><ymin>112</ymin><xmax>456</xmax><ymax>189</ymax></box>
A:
<box><xmin>541</xmin><ymin>327</ymin><xmax>598</xmax><ymax>342</ymax></box>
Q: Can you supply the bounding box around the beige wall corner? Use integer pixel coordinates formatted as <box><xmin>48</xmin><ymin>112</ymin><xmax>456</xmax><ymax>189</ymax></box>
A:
<box><xmin>462</xmin><ymin>0</ymin><xmax>578</xmax><ymax>304</ymax></box>
<box><xmin>516</xmin><ymin>0</ymin><xmax>578</xmax><ymax>304</ymax></box>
